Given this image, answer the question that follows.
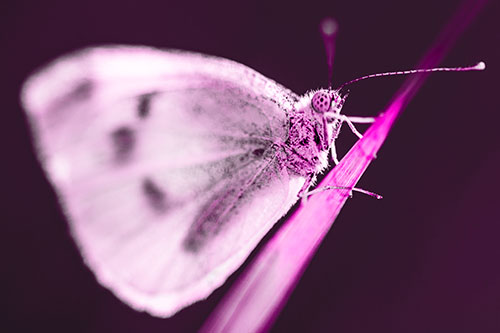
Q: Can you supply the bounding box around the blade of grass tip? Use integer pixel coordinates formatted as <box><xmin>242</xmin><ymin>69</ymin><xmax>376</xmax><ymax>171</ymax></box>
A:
<box><xmin>201</xmin><ymin>0</ymin><xmax>488</xmax><ymax>332</ymax></box>
<box><xmin>397</xmin><ymin>0</ymin><xmax>489</xmax><ymax>107</ymax></box>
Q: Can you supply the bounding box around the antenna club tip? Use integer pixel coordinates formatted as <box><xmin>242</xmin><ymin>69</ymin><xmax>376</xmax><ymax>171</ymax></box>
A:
<box><xmin>320</xmin><ymin>17</ymin><xmax>338</xmax><ymax>37</ymax></box>
<box><xmin>475</xmin><ymin>61</ymin><xmax>486</xmax><ymax>70</ymax></box>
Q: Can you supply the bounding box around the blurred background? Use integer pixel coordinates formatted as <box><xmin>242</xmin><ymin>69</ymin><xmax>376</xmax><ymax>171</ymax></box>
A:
<box><xmin>2</xmin><ymin>0</ymin><xmax>499</xmax><ymax>331</ymax></box>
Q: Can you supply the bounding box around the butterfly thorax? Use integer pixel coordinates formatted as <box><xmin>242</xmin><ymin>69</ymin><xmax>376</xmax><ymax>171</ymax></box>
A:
<box><xmin>282</xmin><ymin>106</ymin><xmax>330</xmax><ymax>177</ymax></box>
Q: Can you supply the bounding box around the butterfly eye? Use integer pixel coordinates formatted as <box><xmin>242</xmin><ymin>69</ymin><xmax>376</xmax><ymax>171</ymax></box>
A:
<box><xmin>311</xmin><ymin>91</ymin><xmax>332</xmax><ymax>113</ymax></box>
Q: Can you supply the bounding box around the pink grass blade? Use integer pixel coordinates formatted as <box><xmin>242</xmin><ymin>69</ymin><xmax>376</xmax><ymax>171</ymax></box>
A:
<box><xmin>201</xmin><ymin>0</ymin><xmax>488</xmax><ymax>331</ymax></box>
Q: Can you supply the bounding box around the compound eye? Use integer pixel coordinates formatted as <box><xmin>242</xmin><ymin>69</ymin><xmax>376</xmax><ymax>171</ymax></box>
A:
<box><xmin>311</xmin><ymin>91</ymin><xmax>332</xmax><ymax>113</ymax></box>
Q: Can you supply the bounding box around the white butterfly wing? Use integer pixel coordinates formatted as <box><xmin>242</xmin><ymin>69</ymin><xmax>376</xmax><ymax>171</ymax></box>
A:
<box><xmin>21</xmin><ymin>46</ymin><xmax>307</xmax><ymax>316</ymax></box>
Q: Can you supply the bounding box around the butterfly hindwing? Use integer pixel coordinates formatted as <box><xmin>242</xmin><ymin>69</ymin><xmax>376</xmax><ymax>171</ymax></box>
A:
<box><xmin>22</xmin><ymin>46</ymin><xmax>307</xmax><ymax>316</ymax></box>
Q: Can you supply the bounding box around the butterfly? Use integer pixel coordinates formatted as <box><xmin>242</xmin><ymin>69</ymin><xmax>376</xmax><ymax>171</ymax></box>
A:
<box><xmin>24</xmin><ymin>45</ymin><xmax>481</xmax><ymax>317</ymax></box>
<box><xmin>21</xmin><ymin>45</ymin><xmax>365</xmax><ymax>317</ymax></box>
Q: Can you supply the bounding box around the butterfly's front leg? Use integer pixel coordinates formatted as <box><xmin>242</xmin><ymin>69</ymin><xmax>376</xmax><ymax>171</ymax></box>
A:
<box><xmin>326</xmin><ymin>113</ymin><xmax>376</xmax><ymax>139</ymax></box>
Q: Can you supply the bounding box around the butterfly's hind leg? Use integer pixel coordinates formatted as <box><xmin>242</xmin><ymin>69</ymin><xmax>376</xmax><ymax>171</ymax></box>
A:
<box><xmin>301</xmin><ymin>185</ymin><xmax>383</xmax><ymax>204</ymax></box>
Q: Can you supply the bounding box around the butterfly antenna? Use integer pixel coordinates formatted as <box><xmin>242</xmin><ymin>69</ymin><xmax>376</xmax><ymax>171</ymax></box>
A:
<box><xmin>319</xmin><ymin>17</ymin><xmax>338</xmax><ymax>88</ymax></box>
<box><xmin>337</xmin><ymin>61</ymin><xmax>486</xmax><ymax>90</ymax></box>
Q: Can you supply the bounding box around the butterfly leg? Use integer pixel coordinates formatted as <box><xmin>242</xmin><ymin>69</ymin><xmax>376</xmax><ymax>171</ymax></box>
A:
<box><xmin>330</xmin><ymin>143</ymin><xmax>340</xmax><ymax>165</ymax></box>
<box><xmin>327</xmin><ymin>114</ymin><xmax>375</xmax><ymax>139</ymax></box>
<box><xmin>301</xmin><ymin>185</ymin><xmax>383</xmax><ymax>204</ymax></box>
<box><xmin>341</xmin><ymin>115</ymin><xmax>363</xmax><ymax>139</ymax></box>
<box><xmin>343</xmin><ymin>116</ymin><xmax>379</xmax><ymax>160</ymax></box>
<box><xmin>346</xmin><ymin>116</ymin><xmax>376</xmax><ymax>124</ymax></box>
<box><xmin>298</xmin><ymin>174</ymin><xmax>315</xmax><ymax>205</ymax></box>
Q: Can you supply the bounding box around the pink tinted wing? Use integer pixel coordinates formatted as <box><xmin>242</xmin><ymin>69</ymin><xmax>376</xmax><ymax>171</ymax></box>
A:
<box><xmin>21</xmin><ymin>46</ymin><xmax>307</xmax><ymax>316</ymax></box>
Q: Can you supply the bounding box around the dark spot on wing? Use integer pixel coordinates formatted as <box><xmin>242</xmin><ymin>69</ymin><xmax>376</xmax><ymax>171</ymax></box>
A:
<box><xmin>111</xmin><ymin>126</ymin><xmax>135</xmax><ymax>162</ymax></box>
<box><xmin>137</xmin><ymin>93</ymin><xmax>155</xmax><ymax>119</ymax></box>
<box><xmin>252</xmin><ymin>148</ymin><xmax>265</xmax><ymax>157</ymax></box>
<box><xmin>142</xmin><ymin>177</ymin><xmax>168</xmax><ymax>212</ymax></box>
<box><xmin>192</xmin><ymin>103</ymin><xmax>203</xmax><ymax>114</ymax></box>
<box><xmin>69</xmin><ymin>79</ymin><xmax>93</xmax><ymax>101</ymax></box>
<box><xmin>182</xmin><ymin>159</ymin><xmax>280</xmax><ymax>253</ymax></box>
<box><xmin>54</xmin><ymin>79</ymin><xmax>93</xmax><ymax>110</ymax></box>
<box><xmin>183</xmin><ymin>187</ymin><xmax>237</xmax><ymax>252</ymax></box>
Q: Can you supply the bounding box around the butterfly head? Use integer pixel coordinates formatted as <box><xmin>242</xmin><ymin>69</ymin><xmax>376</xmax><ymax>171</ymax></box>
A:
<box><xmin>311</xmin><ymin>88</ymin><xmax>349</xmax><ymax>115</ymax></box>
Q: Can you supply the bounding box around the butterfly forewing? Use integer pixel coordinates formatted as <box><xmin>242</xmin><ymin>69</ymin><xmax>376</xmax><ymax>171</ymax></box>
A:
<box><xmin>22</xmin><ymin>46</ymin><xmax>308</xmax><ymax>316</ymax></box>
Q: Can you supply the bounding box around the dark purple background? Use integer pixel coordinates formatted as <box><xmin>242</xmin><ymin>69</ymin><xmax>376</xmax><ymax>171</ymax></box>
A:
<box><xmin>3</xmin><ymin>0</ymin><xmax>499</xmax><ymax>332</ymax></box>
